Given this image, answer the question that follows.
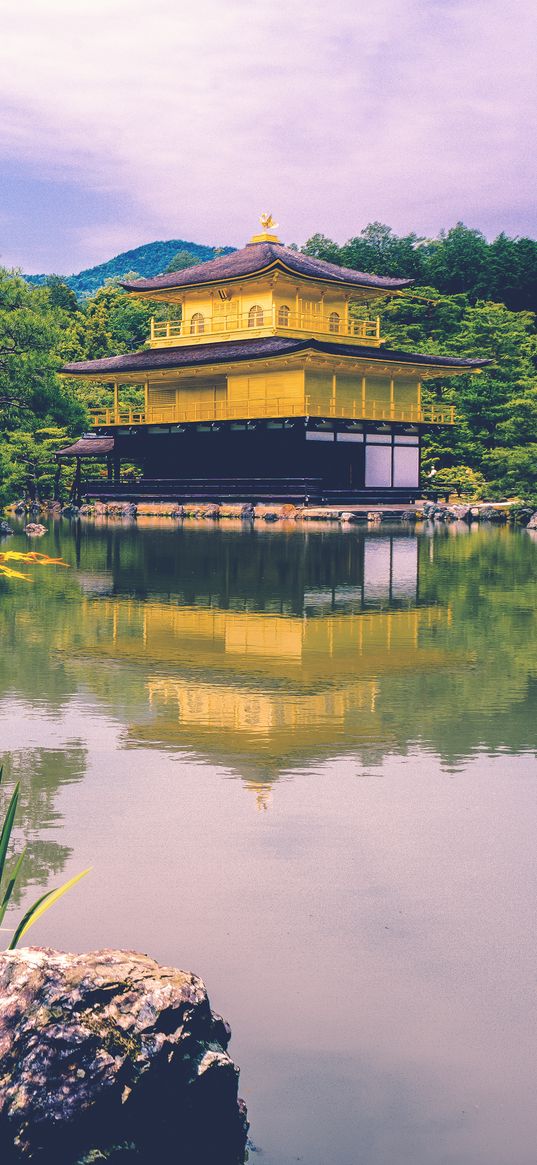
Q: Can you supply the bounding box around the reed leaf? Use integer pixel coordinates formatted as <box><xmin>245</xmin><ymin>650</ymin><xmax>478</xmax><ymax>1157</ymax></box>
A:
<box><xmin>0</xmin><ymin>848</ymin><xmax>26</xmax><ymax>927</ymax></box>
<box><xmin>8</xmin><ymin>867</ymin><xmax>91</xmax><ymax>950</ymax></box>
<box><xmin>0</xmin><ymin>782</ymin><xmax>20</xmax><ymax>886</ymax></box>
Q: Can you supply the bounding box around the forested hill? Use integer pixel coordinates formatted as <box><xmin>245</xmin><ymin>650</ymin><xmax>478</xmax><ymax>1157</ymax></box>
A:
<box><xmin>24</xmin><ymin>239</ymin><xmax>236</xmax><ymax>297</ymax></box>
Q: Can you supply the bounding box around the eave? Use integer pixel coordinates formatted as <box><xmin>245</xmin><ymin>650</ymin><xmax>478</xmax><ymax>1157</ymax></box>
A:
<box><xmin>126</xmin><ymin>261</ymin><xmax>413</xmax><ymax>299</ymax></box>
<box><xmin>60</xmin><ymin>336</ymin><xmax>490</xmax><ymax>384</ymax></box>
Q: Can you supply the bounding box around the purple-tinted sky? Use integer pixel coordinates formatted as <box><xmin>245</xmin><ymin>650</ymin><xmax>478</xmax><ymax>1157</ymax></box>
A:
<box><xmin>1</xmin><ymin>0</ymin><xmax>536</xmax><ymax>274</ymax></box>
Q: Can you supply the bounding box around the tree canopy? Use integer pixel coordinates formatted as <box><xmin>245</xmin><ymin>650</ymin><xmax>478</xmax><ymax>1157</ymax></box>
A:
<box><xmin>163</xmin><ymin>250</ymin><xmax>199</xmax><ymax>274</ymax></box>
<box><xmin>302</xmin><ymin>222</ymin><xmax>537</xmax><ymax>312</ymax></box>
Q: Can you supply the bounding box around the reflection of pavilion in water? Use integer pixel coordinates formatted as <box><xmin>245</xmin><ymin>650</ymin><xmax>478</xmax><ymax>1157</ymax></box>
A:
<box><xmin>76</xmin><ymin>525</ymin><xmax>423</xmax><ymax>613</ymax></box>
<box><xmin>73</xmin><ymin>534</ymin><xmax>453</xmax><ymax>801</ymax></box>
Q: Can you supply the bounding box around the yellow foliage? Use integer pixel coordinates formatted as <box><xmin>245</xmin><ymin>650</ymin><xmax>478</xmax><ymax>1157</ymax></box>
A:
<box><xmin>0</xmin><ymin>565</ymin><xmax>30</xmax><ymax>580</ymax></box>
<box><xmin>0</xmin><ymin>551</ymin><xmax>70</xmax><ymax>581</ymax></box>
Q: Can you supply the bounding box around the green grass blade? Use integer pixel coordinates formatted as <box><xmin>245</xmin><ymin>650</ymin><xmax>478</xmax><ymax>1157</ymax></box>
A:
<box><xmin>0</xmin><ymin>848</ymin><xmax>26</xmax><ymax>927</ymax></box>
<box><xmin>8</xmin><ymin>867</ymin><xmax>91</xmax><ymax>950</ymax></box>
<box><xmin>0</xmin><ymin>783</ymin><xmax>20</xmax><ymax>886</ymax></box>
<box><xmin>8</xmin><ymin>889</ymin><xmax>53</xmax><ymax>949</ymax></box>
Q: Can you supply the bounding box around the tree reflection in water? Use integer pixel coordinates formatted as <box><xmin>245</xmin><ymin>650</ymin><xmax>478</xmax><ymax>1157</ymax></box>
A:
<box><xmin>0</xmin><ymin>748</ymin><xmax>86</xmax><ymax>899</ymax></box>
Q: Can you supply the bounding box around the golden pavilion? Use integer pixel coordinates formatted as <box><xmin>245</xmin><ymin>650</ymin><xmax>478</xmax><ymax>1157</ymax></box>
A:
<box><xmin>59</xmin><ymin>217</ymin><xmax>488</xmax><ymax>503</ymax></box>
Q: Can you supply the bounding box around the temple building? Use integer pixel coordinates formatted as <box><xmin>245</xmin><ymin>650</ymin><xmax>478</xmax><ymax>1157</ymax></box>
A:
<box><xmin>59</xmin><ymin>218</ymin><xmax>488</xmax><ymax>503</ymax></box>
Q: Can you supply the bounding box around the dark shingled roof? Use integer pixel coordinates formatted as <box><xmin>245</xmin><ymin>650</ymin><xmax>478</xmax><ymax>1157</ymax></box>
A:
<box><xmin>120</xmin><ymin>241</ymin><xmax>414</xmax><ymax>294</ymax></box>
<box><xmin>61</xmin><ymin>336</ymin><xmax>490</xmax><ymax>377</ymax></box>
<box><xmin>56</xmin><ymin>436</ymin><xmax>115</xmax><ymax>456</ymax></box>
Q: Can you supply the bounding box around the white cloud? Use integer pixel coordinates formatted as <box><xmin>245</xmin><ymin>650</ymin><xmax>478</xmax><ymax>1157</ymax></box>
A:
<box><xmin>0</xmin><ymin>0</ymin><xmax>535</xmax><ymax>255</ymax></box>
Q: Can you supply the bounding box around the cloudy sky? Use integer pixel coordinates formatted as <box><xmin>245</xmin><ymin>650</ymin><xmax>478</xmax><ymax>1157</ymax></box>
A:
<box><xmin>0</xmin><ymin>0</ymin><xmax>535</xmax><ymax>274</ymax></box>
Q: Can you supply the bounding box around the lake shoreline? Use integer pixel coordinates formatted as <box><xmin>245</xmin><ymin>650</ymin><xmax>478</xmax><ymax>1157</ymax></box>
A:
<box><xmin>4</xmin><ymin>497</ymin><xmax>535</xmax><ymax>528</ymax></box>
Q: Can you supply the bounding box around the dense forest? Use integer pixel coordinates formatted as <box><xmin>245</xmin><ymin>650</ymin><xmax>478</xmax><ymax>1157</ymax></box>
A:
<box><xmin>0</xmin><ymin>222</ymin><xmax>536</xmax><ymax>505</ymax></box>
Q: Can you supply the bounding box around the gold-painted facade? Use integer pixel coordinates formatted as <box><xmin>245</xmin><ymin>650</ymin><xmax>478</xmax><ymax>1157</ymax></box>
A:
<box><xmin>90</xmin><ymin>360</ymin><xmax>455</xmax><ymax>428</ymax></box>
<box><xmin>148</xmin><ymin>300</ymin><xmax>381</xmax><ymax>348</ymax></box>
<box><xmin>140</xmin><ymin>242</ymin><xmax>384</xmax><ymax>350</ymax></box>
<box><xmin>84</xmin><ymin>236</ymin><xmax>464</xmax><ymax>428</ymax></box>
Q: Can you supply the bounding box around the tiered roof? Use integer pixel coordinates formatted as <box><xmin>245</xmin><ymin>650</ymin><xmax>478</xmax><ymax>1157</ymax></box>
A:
<box><xmin>62</xmin><ymin>335</ymin><xmax>488</xmax><ymax>377</ymax></box>
<box><xmin>120</xmin><ymin>240</ymin><xmax>413</xmax><ymax>294</ymax></box>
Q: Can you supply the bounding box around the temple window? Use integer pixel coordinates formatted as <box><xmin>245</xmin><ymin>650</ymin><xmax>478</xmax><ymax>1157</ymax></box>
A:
<box><xmin>248</xmin><ymin>305</ymin><xmax>264</xmax><ymax>327</ymax></box>
<box><xmin>190</xmin><ymin>312</ymin><xmax>205</xmax><ymax>334</ymax></box>
<box><xmin>329</xmin><ymin>311</ymin><xmax>341</xmax><ymax>333</ymax></box>
<box><xmin>278</xmin><ymin>305</ymin><xmax>291</xmax><ymax>326</ymax></box>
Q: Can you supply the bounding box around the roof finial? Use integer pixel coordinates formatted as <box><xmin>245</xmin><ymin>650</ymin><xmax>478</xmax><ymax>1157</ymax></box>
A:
<box><xmin>260</xmin><ymin>212</ymin><xmax>278</xmax><ymax>232</ymax></box>
<box><xmin>249</xmin><ymin>213</ymin><xmax>281</xmax><ymax>245</ymax></box>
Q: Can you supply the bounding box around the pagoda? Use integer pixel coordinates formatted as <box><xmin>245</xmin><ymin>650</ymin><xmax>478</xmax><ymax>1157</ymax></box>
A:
<box><xmin>59</xmin><ymin>216</ymin><xmax>488</xmax><ymax>504</ymax></box>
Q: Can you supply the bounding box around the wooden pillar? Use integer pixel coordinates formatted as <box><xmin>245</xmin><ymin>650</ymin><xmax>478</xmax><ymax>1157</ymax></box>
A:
<box><xmin>107</xmin><ymin>455</ymin><xmax>113</xmax><ymax>483</ymax></box>
<box><xmin>144</xmin><ymin>379</ymin><xmax>149</xmax><ymax>421</ymax></box>
<box><xmin>113</xmin><ymin>380</ymin><xmax>119</xmax><ymax>419</ymax></box>
<box><xmin>331</xmin><ymin>373</ymin><xmax>337</xmax><ymax>416</ymax></box>
<box><xmin>113</xmin><ymin>454</ymin><xmax>120</xmax><ymax>485</ymax></box>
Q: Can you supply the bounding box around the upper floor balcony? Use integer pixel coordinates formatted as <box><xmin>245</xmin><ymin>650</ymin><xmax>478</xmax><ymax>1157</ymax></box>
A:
<box><xmin>90</xmin><ymin>398</ymin><xmax>455</xmax><ymax>428</ymax></box>
<box><xmin>149</xmin><ymin>307</ymin><xmax>382</xmax><ymax>349</ymax></box>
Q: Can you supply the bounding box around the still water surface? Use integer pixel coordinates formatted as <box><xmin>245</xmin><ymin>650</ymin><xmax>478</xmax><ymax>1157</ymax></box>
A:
<box><xmin>1</xmin><ymin>519</ymin><xmax>536</xmax><ymax>1165</ymax></box>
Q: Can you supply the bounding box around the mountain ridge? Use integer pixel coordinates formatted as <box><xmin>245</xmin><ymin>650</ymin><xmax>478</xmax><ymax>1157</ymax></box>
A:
<box><xmin>24</xmin><ymin>238</ymin><xmax>236</xmax><ymax>297</ymax></box>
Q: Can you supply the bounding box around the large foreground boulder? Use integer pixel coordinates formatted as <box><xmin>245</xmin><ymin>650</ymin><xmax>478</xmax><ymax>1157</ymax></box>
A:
<box><xmin>0</xmin><ymin>948</ymin><xmax>248</xmax><ymax>1164</ymax></box>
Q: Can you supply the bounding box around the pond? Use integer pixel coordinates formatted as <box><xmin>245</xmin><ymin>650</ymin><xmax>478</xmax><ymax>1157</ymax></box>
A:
<box><xmin>1</xmin><ymin>518</ymin><xmax>536</xmax><ymax>1165</ymax></box>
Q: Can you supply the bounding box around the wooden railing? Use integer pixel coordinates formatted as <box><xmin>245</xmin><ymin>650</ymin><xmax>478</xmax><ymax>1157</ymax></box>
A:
<box><xmin>90</xmin><ymin>397</ymin><xmax>455</xmax><ymax>427</ymax></box>
<box><xmin>150</xmin><ymin>309</ymin><xmax>381</xmax><ymax>346</ymax></box>
<box><xmin>79</xmin><ymin>478</ymin><xmax>423</xmax><ymax>505</ymax></box>
<box><xmin>81</xmin><ymin>476</ymin><xmax>324</xmax><ymax>502</ymax></box>
<box><xmin>90</xmin><ymin>396</ymin><xmax>306</xmax><ymax>427</ymax></box>
<box><xmin>306</xmin><ymin>401</ymin><xmax>455</xmax><ymax>424</ymax></box>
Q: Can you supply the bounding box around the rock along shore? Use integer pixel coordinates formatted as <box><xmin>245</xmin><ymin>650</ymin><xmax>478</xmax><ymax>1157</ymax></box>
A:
<box><xmin>0</xmin><ymin>947</ymin><xmax>248</xmax><ymax>1165</ymax></box>
<box><xmin>4</xmin><ymin>498</ymin><xmax>536</xmax><ymax>528</ymax></box>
